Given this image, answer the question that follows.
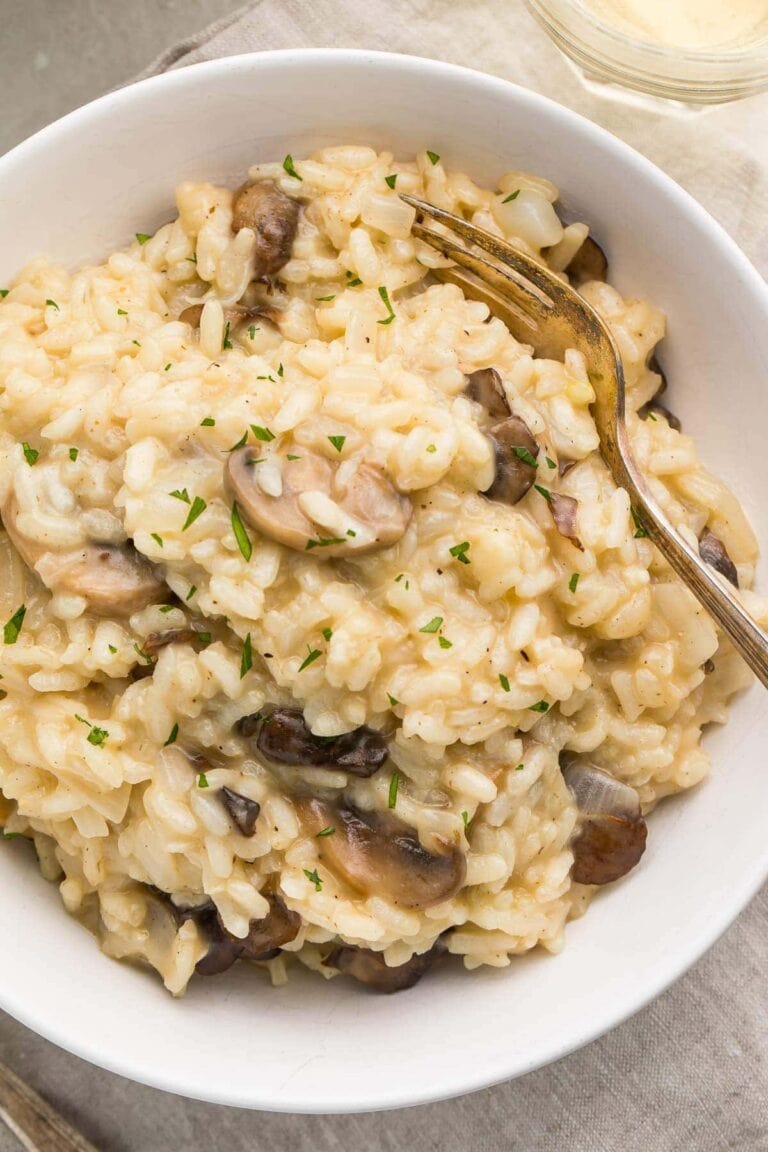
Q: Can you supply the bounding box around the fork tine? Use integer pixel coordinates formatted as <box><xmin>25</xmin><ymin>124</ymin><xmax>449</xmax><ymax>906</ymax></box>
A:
<box><xmin>401</xmin><ymin>193</ymin><xmax>557</xmax><ymax>299</ymax></box>
<box><xmin>411</xmin><ymin>221</ymin><xmax>551</xmax><ymax>321</ymax></box>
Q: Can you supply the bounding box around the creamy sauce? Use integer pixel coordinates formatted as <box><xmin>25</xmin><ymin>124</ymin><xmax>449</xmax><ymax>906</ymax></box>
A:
<box><xmin>581</xmin><ymin>0</ymin><xmax>768</xmax><ymax>50</ymax></box>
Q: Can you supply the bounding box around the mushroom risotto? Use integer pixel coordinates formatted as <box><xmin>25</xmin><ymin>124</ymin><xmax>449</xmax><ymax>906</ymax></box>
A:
<box><xmin>0</xmin><ymin>146</ymin><xmax>763</xmax><ymax>995</ymax></box>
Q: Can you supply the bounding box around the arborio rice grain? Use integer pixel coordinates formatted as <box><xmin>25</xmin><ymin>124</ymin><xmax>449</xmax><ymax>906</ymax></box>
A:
<box><xmin>0</xmin><ymin>147</ymin><xmax>763</xmax><ymax>995</ymax></box>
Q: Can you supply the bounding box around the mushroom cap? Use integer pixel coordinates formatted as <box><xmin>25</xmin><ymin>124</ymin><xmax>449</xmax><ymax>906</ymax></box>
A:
<box><xmin>241</xmin><ymin>706</ymin><xmax>388</xmax><ymax>778</ymax></box>
<box><xmin>465</xmin><ymin>367</ymin><xmax>510</xmax><ymax>423</ymax></box>
<box><xmin>298</xmin><ymin>797</ymin><xmax>466</xmax><ymax>909</ymax></box>
<box><xmin>549</xmin><ymin>491</ymin><xmax>583</xmax><ymax>550</ymax></box>
<box><xmin>326</xmin><ymin>938</ymin><xmax>446</xmax><ymax>993</ymax></box>
<box><xmin>484</xmin><ymin>414</ymin><xmax>540</xmax><ymax>505</ymax></box>
<box><xmin>699</xmin><ymin>527</ymin><xmax>739</xmax><ymax>588</ymax></box>
<box><xmin>219</xmin><ymin>786</ymin><xmax>261</xmax><ymax>837</ymax></box>
<box><xmin>566</xmin><ymin>235</ymin><xmax>608</xmax><ymax>286</ymax></box>
<box><xmin>225</xmin><ymin>446</ymin><xmax>411</xmax><ymax>558</ymax></box>
<box><xmin>563</xmin><ymin>761</ymin><xmax>647</xmax><ymax>885</ymax></box>
<box><xmin>232</xmin><ymin>181</ymin><xmax>300</xmax><ymax>280</ymax></box>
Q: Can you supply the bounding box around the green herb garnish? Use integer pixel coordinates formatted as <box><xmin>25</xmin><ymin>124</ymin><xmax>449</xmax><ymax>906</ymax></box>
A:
<box><xmin>426</xmin><ymin>150</ymin><xmax>440</xmax><ymax>165</ymax></box>
<box><xmin>21</xmin><ymin>443</ymin><xmax>39</xmax><ymax>466</ymax></box>
<box><xmin>377</xmin><ymin>285</ymin><xmax>395</xmax><ymax>325</ymax></box>
<box><xmin>328</xmin><ymin>435</ymin><xmax>346</xmax><ymax>453</ymax></box>
<box><xmin>185</xmin><ymin>585</ymin><xmax>197</xmax><ymax>601</ymax></box>
<box><xmin>150</xmin><ymin>533</ymin><xmax>163</xmax><ymax>548</ymax></box>
<box><xmin>499</xmin><ymin>674</ymin><xmax>510</xmax><ymax>692</ymax></box>
<box><xmin>298</xmin><ymin>646</ymin><xmax>322</xmax><ymax>671</ymax></box>
<box><xmin>108</xmin><ymin>644</ymin><xmax>118</xmax><ymax>654</ymax></box>
<box><xmin>170</xmin><ymin>487</ymin><xmax>190</xmax><ymax>504</ymax></box>
<box><xmin>228</xmin><ymin>430</ymin><xmax>248</xmax><ymax>452</ymax></box>
<box><xmin>316</xmin><ymin>826</ymin><xmax>336</xmax><ymax>838</ymax></box>
<box><xmin>316</xmin><ymin>294</ymin><xmax>336</xmax><ymax>302</ymax></box>
<box><xmin>347</xmin><ymin>277</ymin><xmax>362</xmax><ymax>287</ymax></box>
<box><xmin>182</xmin><ymin>496</ymin><xmax>207</xmax><ymax>530</ymax></box>
<box><xmin>3</xmin><ymin>605</ymin><xmax>26</xmax><ymax>645</ymax></box>
<box><xmin>631</xmin><ymin>509</ymin><xmax>648</xmax><ymax>539</ymax></box>
<box><xmin>449</xmin><ymin>541</ymin><xmax>471</xmax><ymax>565</ymax></box>
<box><xmin>388</xmin><ymin>770</ymin><xmax>401</xmax><ymax>809</ymax></box>
<box><xmin>75</xmin><ymin>714</ymin><xmax>108</xmax><ymax>747</ymax></box>
<box><xmin>200</xmin><ymin>417</ymin><xmax>215</xmax><ymax>427</ymax></box>
<box><xmin>513</xmin><ymin>445</ymin><xmax>538</xmax><ymax>467</ymax></box>
<box><xmin>461</xmin><ymin>810</ymin><xmax>471</xmax><ymax>829</ymax></box>
<box><xmin>0</xmin><ymin>290</ymin><xmax>8</xmax><ymax>298</ymax></box>
<box><xmin>222</xmin><ymin>322</ymin><xmax>232</xmax><ymax>350</ymax></box>
<box><xmin>321</xmin><ymin>627</ymin><xmax>333</xmax><ymax>641</ymax></box>
<box><xmin>387</xmin><ymin>693</ymin><xmax>399</xmax><ymax>707</ymax></box>
<box><xmin>250</xmin><ymin>425</ymin><xmax>275</xmax><ymax>442</ymax></box>
<box><xmin>231</xmin><ymin>502</ymin><xmax>252</xmax><ymax>561</ymax></box>
<box><xmin>385</xmin><ymin>174</ymin><xmax>397</xmax><ymax>189</ymax></box>
<box><xmin>283</xmin><ymin>155</ymin><xmax>302</xmax><ymax>180</ymax></box>
<box><xmin>277</xmin><ymin>362</ymin><xmax>284</xmax><ymax>377</ymax></box>
<box><xmin>569</xmin><ymin>572</ymin><xmax>580</xmax><ymax>593</ymax></box>
<box><xmin>529</xmin><ymin>700</ymin><xmax>549</xmax><ymax>713</ymax></box>
<box><xmin>426</xmin><ymin>443</ymin><xmax>437</xmax><ymax>454</ymax></box>
<box><xmin>240</xmin><ymin>633</ymin><xmax>253</xmax><ymax>679</ymax></box>
<box><xmin>546</xmin><ymin>456</ymin><xmax>556</xmax><ymax>469</ymax></box>
<box><xmin>45</xmin><ymin>299</ymin><xmax>59</xmax><ymax>311</ymax></box>
<box><xmin>305</xmin><ymin>537</ymin><xmax>345</xmax><ymax>550</ymax></box>
<box><xmin>419</xmin><ymin>616</ymin><xmax>443</xmax><ymax>634</ymax></box>
<box><xmin>197</xmin><ymin>772</ymin><xmax>209</xmax><ymax>788</ymax></box>
<box><xmin>117</xmin><ymin>308</ymin><xmax>127</xmax><ymax>316</ymax></box>
<box><xmin>533</xmin><ymin>483</ymin><xmax>552</xmax><ymax>503</ymax></box>
<box><xmin>247</xmin><ymin>325</ymin><xmax>257</xmax><ymax>340</ymax></box>
<box><xmin>133</xmin><ymin>642</ymin><xmax>154</xmax><ymax>665</ymax></box>
<box><xmin>303</xmin><ymin>867</ymin><xmax>322</xmax><ymax>891</ymax></box>
<box><xmin>159</xmin><ymin>604</ymin><xmax>174</xmax><ymax>614</ymax></box>
<box><xmin>438</xmin><ymin>636</ymin><xmax>453</xmax><ymax>649</ymax></box>
<box><xmin>164</xmin><ymin>723</ymin><xmax>179</xmax><ymax>747</ymax></box>
<box><xmin>502</xmin><ymin>189</ymin><xmax>520</xmax><ymax>203</ymax></box>
<box><xmin>69</xmin><ymin>447</ymin><xmax>79</xmax><ymax>461</ymax></box>
<box><xmin>136</xmin><ymin>233</ymin><xmax>151</xmax><ymax>245</ymax></box>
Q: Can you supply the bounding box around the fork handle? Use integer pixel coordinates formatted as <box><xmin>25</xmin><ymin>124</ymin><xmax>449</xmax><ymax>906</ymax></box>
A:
<box><xmin>617</xmin><ymin>444</ymin><xmax>768</xmax><ymax>689</ymax></box>
<box><xmin>0</xmin><ymin>1058</ymin><xmax>100</xmax><ymax>1152</ymax></box>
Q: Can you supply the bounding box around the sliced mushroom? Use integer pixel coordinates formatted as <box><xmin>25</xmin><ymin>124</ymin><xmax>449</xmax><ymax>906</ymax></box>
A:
<box><xmin>219</xmin><ymin>786</ymin><xmax>261</xmax><ymax>837</ymax></box>
<box><xmin>566</xmin><ymin>235</ymin><xmax>608</xmax><ymax>286</ymax></box>
<box><xmin>186</xmin><ymin>894</ymin><xmax>300</xmax><ymax>975</ymax></box>
<box><xmin>298</xmin><ymin>798</ymin><xmax>466</xmax><ymax>909</ymax></box>
<box><xmin>549</xmin><ymin>492</ymin><xmax>583</xmax><ymax>550</ymax></box>
<box><xmin>558</xmin><ymin>457</ymin><xmax>577</xmax><ymax>478</ymax></box>
<box><xmin>648</xmin><ymin>353</ymin><xmax>669</xmax><ymax>398</ymax></box>
<box><xmin>699</xmin><ymin>527</ymin><xmax>739</xmax><ymax>588</ymax></box>
<box><xmin>639</xmin><ymin>401</ymin><xmax>682</xmax><ymax>432</ymax></box>
<box><xmin>326</xmin><ymin>938</ymin><xmax>447</xmax><ymax>993</ymax></box>
<box><xmin>225</xmin><ymin>446</ymin><xmax>411</xmax><ymax>558</ymax></box>
<box><xmin>232</xmin><ymin>181</ymin><xmax>300</xmax><ymax>280</ymax></box>
<box><xmin>483</xmin><ymin>414</ymin><xmax>540</xmax><ymax>505</ymax></box>
<box><xmin>465</xmin><ymin>368</ymin><xmax>510</xmax><ymax>422</ymax></box>
<box><xmin>142</xmin><ymin>628</ymin><xmax>200</xmax><ymax>660</ymax></box>
<box><xmin>239</xmin><ymin>706</ymin><xmax>388</xmax><ymax>777</ymax></box>
<box><xmin>562</xmin><ymin>760</ymin><xmax>647</xmax><ymax>885</ymax></box>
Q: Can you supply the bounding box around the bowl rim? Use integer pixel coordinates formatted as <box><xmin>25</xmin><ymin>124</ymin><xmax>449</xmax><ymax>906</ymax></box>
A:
<box><xmin>1</xmin><ymin>46</ymin><xmax>767</xmax><ymax>1113</ymax></box>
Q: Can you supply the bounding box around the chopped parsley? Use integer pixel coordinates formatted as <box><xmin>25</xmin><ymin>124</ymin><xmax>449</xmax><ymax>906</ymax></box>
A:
<box><xmin>0</xmin><ymin>290</ymin><xmax>8</xmax><ymax>299</ymax></box>
<box><xmin>516</xmin><ymin>763</ymin><xmax>525</xmax><ymax>771</ymax></box>
<box><xmin>426</xmin><ymin>150</ymin><xmax>440</xmax><ymax>165</ymax></box>
<box><xmin>316</xmin><ymin>826</ymin><xmax>336</xmax><ymax>838</ymax></box>
<box><xmin>75</xmin><ymin>714</ymin><xmax>109</xmax><ymax>747</ymax></box>
<box><xmin>385</xmin><ymin>174</ymin><xmax>398</xmax><ymax>189</ymax></box>
<box><xmin>286</xmin><ymin>453</ymin><xmax>301</xmax><ymax>461</ymax></box>
<box><xmin>197</xmin><ymin>772</ymin><xmax>209</xmax><ymax>788</ymax></box>
<box><xmin>346</xmin><ymin>529</ymin><xmax>356</xmax><ymax>538</ymax></box>
<box><xmin>347</xmin><ymin>277</ymin><xmax>362</xmax><ymax>287</ymax></box>
<box><xmin>164</xmin><ymin>363</ymin><xmax>171</xmax><ymax>372</ymax></box>
<box><xmin>250</xmin><ymin>424</ymin><xmax>275</xmax><ymax>442</ymax></box>
<box><xmin>108</xmin><ymin>644</ymin><xmax>118</xmax><ymax>654</ymax></box>
<box><xmin>377</xmin><ymin>285</ymin><xmax>395</xmax><ymax>325</ymax></box>
<box><xmin>3</xmin><ymin>605</ymin><xmax>26</xmax><ymax>645</ymax></box>
<box><xmin>631</xmin><ymin>509</ymin><xmax>649</xmax><ymax>539</ymax></box>
<box><xmin>185</xmin><ymin>585</ymin><xmax>197</xmax><ymax>601</ymax></box>
<box><xmin>131</xmin><ymin>340</ymin><xmax>141</xmax><ymax>347</ymax></box>
<box><xmin>195</xmin><ymin>631</ymin><xmax>212</xmax><ymax>647</ymax></box>
<box><xmin>2</xmin><ymin>832</ymin><xmax>23</xmax><ymax>840</ymax></box>
<box><xmin>231</xmin><ymin>503</ymin><xmax>252</xmax><ymax>561</ymax></box>
<box><xmin>529</xmin><ymin>700</ymin><xmax>549</xmax><ymax>713</ymax></box>
<box><xmin>228</xmin><ymin>430</ymin><xmax>248</xmax><ymax>452</ymax></box>
<box><xmin>449</xmin><ymin>541</ymin><xmax>471</xmax><ymax>565</ymax></box>
<box><xmin>182</xmin><ymin>496</ymin><xmax>207</xmax><ymax>530</ymax></box>
<box><xmin>419</xmin><ymin>616</ymin><xmax>443</xmax><ymax>634</ymax></box>
<box><xmin>170</xmin><ymin>487</ymin><xmax>191</xmax><ymax>504</ymax></box>
<box><xmin>438</xmin><ymin>636</ymin><xmax>453</xmax><ymax>649</ymax></box>
<box><xmin>569</xmin><ymin>572</ymin><xmax>580</xmax><ymax>593</ymax></box>
<box><xmin>136</xmin><ymin>233</ymin><xmax>151</xmax><ymax>245</ymax></box>
<box><xmin>647</xmin><ymin>411</ymin><xmax>658</xmax><ymax>422</ymax></box>
<box><xmin>277</xmin><ymin>362</ymin><xmax>284</xmax><ymax>377</ymax></box>
<box><xmin>533</xmin><ymin>483</ymin><xmax>552</xmax><ymax>503</ymax></box>
<box><xmin>222</xmin><ymin>322</ymin><xmax>232</xmax><ymax>350</ymax></box>
<box><xmin>388</xmin><ymin>770</ymin><xmax>401</xmax><ymax>809</ymax></box>
<box><xmin>461</xmin><ymin>810</ymin><xmax>471</xmax><ymax>829</ymax></box>
<box><xmin>305</xmin><ymin>536</ymin><xmax>345</xmax><ymax>550</ymax></box>
<box><xmin>45</xmin><ymin>299</ymin><xmax>59</xmax><ymax>311</ymax></box>
<box><xmin>150</xmin><ymin>533</ymin><xmax>163</xmax><ymax>548</ymax></box>
<box><xmin>159</xmin><ymin>604</ymin><xmax>174</xmax><ymax>614</ymax></box>
<box><xmin>502</xmin><ymin>189</ymin><xmax>520</xmax><ymax>203</ymax></box>
<box><xmin>68</xmin><ymin>447</ymin><xmax>79</xmax><ymax>461</ymax></box>
<box><xmin>200</xmin><ymin>417</ymin><xmax>215</xmax><ymax>427</ymax></box>
<box><xmin>546</xmin><ymin>456</ymin><xmax>556</xmax><ymax>469</ymax></box>
<box><xmin>248</xmin><ymin>325</ymin><xmax>258</xmax><ymax>340</ymax></box>
<box><xmin>321</xmin><ymin>627</ymin><xmax>333</xmax><ymax>641</ymax></box>
<box><xmin>133</xmin><ymin>642</ymin><xmax>154</xmax><ymax>665</ymax></box>
<box><xmin>117</xmin><ymin>308</ymin><xmax>127</xmax><ymax>316</ymax></box>
<box><xmin>513</xmin><ymin>445</ymin><xmax>538</xmax><ymax>467</ymax></box>
<box><xmin>283</xmin><ymin>154</ymin><xmax>302</xmax><ymax>180</ymax></box>
<box><xmin>240</xmin><ymin>633</ymin><xmax>253</xmax><ymax>679</ymax></box>
<box><xmin>164</xmin><ymin>723</ymin><xmax>179</xmax><ymax>747</ymax></box>
<box><xmin>499</xmin><ymin>674</ymin><xmax>511</xmax><ymax>692</ymax></box>
<box><xmin>387</xmin><ymin>693</ymin><xmax>399</xmax><ymax>707</ymax></box>
<box><xmin>303</xmin><ymin>867</ymin><xmax>322</xmax><ymax>891</ymax></box>
<box><xmin>316</xmin><ymin>294</ymin><xmax>336</xmax><ymax>302</ymax></box>
<box><xmin>298</xmin><ymin>646</ymin><xmax>322</xmax><ymax>671</ymax></box>
<box><xmin>21</xmin><ymin>443</ymin><xmax>39</xmax><ymax>466</ymax></box>
<box><xmin>328</xmin><ymin>435</ymin><xmax>346</xmax><ymax>453</ymax></box>
<box><xmin>426</xmin><ymin>443</ymin><xmax>437</xmax><ymax>454</ymax></box>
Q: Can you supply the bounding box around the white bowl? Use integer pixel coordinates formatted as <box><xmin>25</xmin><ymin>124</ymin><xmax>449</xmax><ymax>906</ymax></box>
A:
<box><xmin>1</xmin><ymin>49</ymin><xmax>767</xmax><ymax>1114</ymax></box>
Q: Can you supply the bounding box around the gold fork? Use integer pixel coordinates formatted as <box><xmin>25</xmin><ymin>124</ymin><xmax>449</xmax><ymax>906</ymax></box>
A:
<box><xmin>400</xmin><ymin>192</ymin><xmax>768</xmax><ymax>688</ymax></box>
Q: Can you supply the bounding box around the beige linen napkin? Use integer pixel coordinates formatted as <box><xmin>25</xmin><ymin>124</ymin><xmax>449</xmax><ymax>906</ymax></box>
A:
<box><xmin>122</xmin><ymin>5</ymin><xmax>768</xmax><ymax>1148</ymax></box>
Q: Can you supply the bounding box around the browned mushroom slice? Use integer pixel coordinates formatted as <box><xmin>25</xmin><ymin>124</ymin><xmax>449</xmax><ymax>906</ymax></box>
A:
<box><xmin>326</xmin><ymin>938</ymin><xmax>447</xmax><ymax>993</ymax></box>
<box><xmin>549</xmin><ymin>492</ymin><xmax>583</xmax><ymax>550</ymax></box>
<box><xmin>225</xmin><ymin>447</ymin><xmax>411</xmax><ymax>558</ymax></box>
<box><xmin>142</xmin><ymin>628</ymin><xmax>200</xmax><ymax>661</ymax></box>
<box><xmin>240</xmin><ymin>894</ymin><xmax>301</xmax><ymax>959</ymax></box>
<box><xmin>562</xmin><ymin>761</ymin><xmax>647</xmax><ymax>885</ymax></box>
<box><xmin>699</xmin><ymin>527</ymin><xmax>738</xmax><ymax>588</ymax></box>
<box><xmin>298</xmin><ymin>798</ymin><xmax>466</xmax><ymax>909</ymax></box>
<box><xmin>232</xmin><ymin>181</ymin><xmax>300</xmax><ymax>280</ymax></box>
<box><xmin>3</xmin><ymin>495</ymin><xmax>164</xmax><ymax>617</ymax></box>
<box><xmin>566</xmin><ymin>235</ymin><xmax>608</xmax><ymax>286</ymax></box>
<box><xmin>558</xmin><ymin>457</ymin><xmax>577</xmax><ymax>478</ymax></box>
<box><xmin>239</xmin><ymin>706</ymin><xmax>388</xmax><ymax>777</ymax></box>
<box><xmin>219</xmin><ymin>786</ymin><xmax>261</xmax><ymax>837</ymax></box>
<box><xmin>639</xmin><ymin>401</ymin><xmax>681</xmax><ymax>432</ymax></box>
<box><xmin>648</xmin><ymin>353</ymin><xmax>668</xmax><ymax>397</ymax></box>
<box><xmin>465</xmin><ymin>368</ymin><xmax>510</xmax><ymax>422</ymax></box>
<box><xmin>483</xmin><ymin>414</ymin><xmax>540</xmax><ymax>505</ymax></box>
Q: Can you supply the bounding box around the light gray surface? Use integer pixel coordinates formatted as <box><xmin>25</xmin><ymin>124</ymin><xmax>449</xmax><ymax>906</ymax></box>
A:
<box><xmin>0</xmin><ymin>0</ymin><xmax>246</xmax><ymax>156</ymax></box>
<box><xmin>1</xmin><ymin>2</ymin><xmax>767</xmax><ymax>1149</ymax></box>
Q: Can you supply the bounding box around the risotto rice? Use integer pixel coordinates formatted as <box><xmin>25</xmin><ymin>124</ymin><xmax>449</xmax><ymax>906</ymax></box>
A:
<box><xmin>0</xmin><ymin>145</ymin><xmax>763</xmax><ymax>994</ymax></box>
